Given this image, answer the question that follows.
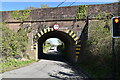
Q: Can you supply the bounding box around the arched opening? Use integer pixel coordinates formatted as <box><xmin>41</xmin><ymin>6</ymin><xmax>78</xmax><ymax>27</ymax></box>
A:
<box><xmin>42</xmin><ymin>38</ymin><xmax>65</xmax><ymax>62</ymax></box>
<box><xmin>43</xmin><ymin>38</ymin><xmax>63</xmax><ymax>53</ymax></box>
<box><xmin>37</xmin><ymin>30</ymin><xmax>76</xmax><ymax>63</ymax></box>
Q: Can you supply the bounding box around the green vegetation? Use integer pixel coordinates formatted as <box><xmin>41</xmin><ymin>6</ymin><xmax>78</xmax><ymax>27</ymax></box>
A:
<box><xmin>76</xmin><ymin>5</ymin><xmax>87</xmax><ymax>19</ymax></box>
<box><xmin>26</xmin><ymin>7</ymin><xmax>38</xmax><ymax>10</ymax></box>
<box><xmin>41</xmin><ymin>4</ymin><xmax>49</xmax><ymax>8</ymax></box>
<box><xmin>1</xmin><ymin>9</ymin><xmax>35</xmax><ymax>72</ymax></box>
<box><xmin>1</xmin><ymin>22</ymin><xmax>35</xmax><ymax>72</ymax></box>
<box><xmin>25</xmin><ymin>4</ymin><xmax>49</xmax><ymax>10</ymax></box>
<box><xmin>96</xmin><ymin>10</ymin><xmax>113</xmax><ymax>20</ymax></box>
<box><xmin>1</xmin><ymin>23</ymin><xmax>29</xmax><ymax>60</ymax></box>
<box><xmin>78</xmin><ymin>19</ymin><xmax>120</xmax><ymax>79</ymax></box>
<box><xmin>12</xmin><ymin>10</ymin><xmax>31</xmax><ymax>22</ymax></box>
<box><xmin>76</xmin><ymin>9</ymin><xmax>119</xmax><ymax>79</ymax></box>
<box><xmin>12</xmin><ymin>9</ymin><xmax>33</xmax><ymax>32</ymax></box>
<box><xmin>0</xmin><ymin>59</ymin><xmax>35</xmax><ymax>72</ymax></box>
<box><xmin>43</xmin><ymin>41</ymin><xmax>51</xmax><ymax>53</ymax></box>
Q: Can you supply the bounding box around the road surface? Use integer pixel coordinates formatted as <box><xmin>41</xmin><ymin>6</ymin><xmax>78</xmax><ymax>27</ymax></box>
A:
<box><xmin>1</xmin><ymin>51</ymin><xmax>88</xmax><ymax>80</ymax></box>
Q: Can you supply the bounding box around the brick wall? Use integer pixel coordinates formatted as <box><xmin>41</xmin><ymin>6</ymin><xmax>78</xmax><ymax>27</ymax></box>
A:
<box><xmin>1</xmin><ymin>2</ymin><xmax>120</xmax><ymax>22</ymax></box>
<box><xmin>87</xmin><ymin>2</ymin><xmax>120</xmax><ymax>17</ymax></box>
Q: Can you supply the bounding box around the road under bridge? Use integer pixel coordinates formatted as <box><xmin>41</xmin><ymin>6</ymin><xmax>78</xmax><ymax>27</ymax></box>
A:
<box><xmin>1</xmin><ymin>51</ymin><xmax>88</xmax><ymax>80</ymax></box>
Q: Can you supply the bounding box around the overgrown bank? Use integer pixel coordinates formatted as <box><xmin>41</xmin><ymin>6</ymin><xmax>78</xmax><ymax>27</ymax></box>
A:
<box><xmin>78</xmin><ymin>20</ymin><xmax>120</xmax><ymax>80</ymax></box>
<box><xmin>1</xmin><ymin>23</ymin><xmax>29</xmax><ymax>60</ymax></box>
<box><xmin>1</xmin><ymin>23</ymin><xmax>36</xmax><ymax>72</ymax></box>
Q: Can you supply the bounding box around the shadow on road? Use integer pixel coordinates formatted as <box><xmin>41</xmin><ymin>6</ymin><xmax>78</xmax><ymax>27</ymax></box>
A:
<box><xmin>41</xmin><ymin>51</ymin><xmax>66</xmax><ymax>62</ymax></box>
<box><xmin>49</xmin><ymin>71</ymin><xmax>86</xmax><ymax>80</ymax></box>
<box><xmin>40</xmin><ymin>52</ymin><xmax>89</xmax><ymax>80</ymax></box>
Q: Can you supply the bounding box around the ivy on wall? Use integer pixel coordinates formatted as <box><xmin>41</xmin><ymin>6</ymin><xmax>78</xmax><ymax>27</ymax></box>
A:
<box><xmin>95</xmin><ymin>10</ymin><xmax>114</xmax><ymax>30</ymax></box>
<box><xmin>12</xmin><ymin>10</ymin><xmax>32</xmax><ymax>33</ymax></box>
<box><xmin>96</xmin><ymin>10</ymin><xmax>113</xmax><ymax>20</ymax></box>
<box><xmin>1</xmin><ymin>9</ymin><xmax>33</xmax><ymax>60</ymax></box>
<box><xmin>76</xmin><ymin>5</ymin><xmax>87</xmax><ymax>19</ymax></box>
<box><xmin>12</xmin><ymin>10</ymin><xmax>31</xmax><ymax>22</ymax></box>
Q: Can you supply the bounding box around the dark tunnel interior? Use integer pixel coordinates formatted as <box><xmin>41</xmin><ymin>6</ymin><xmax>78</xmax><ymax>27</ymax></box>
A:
<box><xmin>37</xmin><ymin>31</ymin><xmax>76</xmax><ymax>63</ymax></box>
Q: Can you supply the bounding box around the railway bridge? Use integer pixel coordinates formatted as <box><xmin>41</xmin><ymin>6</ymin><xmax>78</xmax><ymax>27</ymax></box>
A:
<box><xmin>1</xmin><ymin>2</ymin><xmax>119</xmax><ymax>63</ymax></box>
<box><xmin>3</xmin><ymin>16</ymin><xmax>88</xmax><ymax>63</ymax></box>
<box><xmin>32</xmin><ymin>19</ymin><xmax>88</xmax><ymax>63</ymax></box>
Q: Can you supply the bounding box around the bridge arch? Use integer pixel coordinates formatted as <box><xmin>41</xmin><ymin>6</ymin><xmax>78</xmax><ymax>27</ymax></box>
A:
<box><xmin>33</xmin><ymin>28</ymin><xmax>79</xmax><ymax>42</ymax></box>
<box><xmin>33</xmin><ymin>28</ymin><xmax>80</xmax><ymax>63</ymax></box>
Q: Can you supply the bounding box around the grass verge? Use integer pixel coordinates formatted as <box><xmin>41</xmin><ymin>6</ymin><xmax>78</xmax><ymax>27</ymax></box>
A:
<box><xmin>0</xmin><ymin>59</ymin><xmax>36</xmax><ymax>73</ymax></box>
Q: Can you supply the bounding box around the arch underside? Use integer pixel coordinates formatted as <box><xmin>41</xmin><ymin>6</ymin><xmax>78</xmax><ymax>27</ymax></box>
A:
<box><xmin>33</xmin><ymin>28</ymin><xmax>79</xmax><ymax>43</ymax></box>
<box><xmin>33</xmin><ymin>28</ymin><xmax>81</xmax><ymax>63</ymax></box>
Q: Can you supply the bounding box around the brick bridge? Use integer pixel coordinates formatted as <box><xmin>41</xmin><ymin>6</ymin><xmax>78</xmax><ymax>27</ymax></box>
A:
<box><xmin>1</xmin><ymin>2</ymin><xmax>120</xmax><ymax>63</ymax></box>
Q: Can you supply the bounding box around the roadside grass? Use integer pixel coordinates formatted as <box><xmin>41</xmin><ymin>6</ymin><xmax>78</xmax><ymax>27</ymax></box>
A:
<box><xmin>0</xmin><ymin>59</ymin><xmax>36</xmax><ymax>73</ymax></box>
<box><xmin>78</xmin><ymin>62</ymin><xmax>112</xmax><ymax>79</ymax></box>
<box><xmin>79</xmin><ymin>63</ymin><xmax>119</xmax><ymax>80</ymax></box>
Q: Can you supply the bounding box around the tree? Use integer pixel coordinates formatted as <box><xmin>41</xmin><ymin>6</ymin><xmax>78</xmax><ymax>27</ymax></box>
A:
<box><xmin>25</xmin><ymin>7</ymin><xmax>37</xmax><ymax>10</ymax></box>
<box><xmin>57</xmin><ymin>39</ymin><xmax>63</xmax><ymax>45</ymax></box>
<box><xmin>25</xmin><ymin>4</ymin><xmax>49</xmax><ymax>11</ymax></box>
<box><xmin>1</xmin><ymin>23</ymin><xmax>28</xmax><ymax>60</ymax></box>
<box><xmin>41</xmin><ymin>4</ymin><xmax>49</xmax><ymax>8</ymax></box>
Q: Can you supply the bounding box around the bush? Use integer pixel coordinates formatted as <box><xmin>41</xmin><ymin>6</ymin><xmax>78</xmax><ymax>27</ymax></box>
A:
<box><xmin>78</xmin><ymin>20</ymin><xmax>120</xmax><ymax>79</ymax></box>
<box><xmin>1</xmin><ymin>23</ymin><xmax>28</xmax><ymax>60</ymax></box>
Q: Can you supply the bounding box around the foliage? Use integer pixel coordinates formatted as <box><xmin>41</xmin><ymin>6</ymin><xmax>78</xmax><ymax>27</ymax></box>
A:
<box><xmin>26</xmin><ymin>26</ymin><xmax>33</xmax><ymax>33</ymax></box>
<box><xmin>1</xmin><ymin>23</ymin><xmax>28</xmax><ymax>60</ymax></box>
<box><xmin>41</xmin><ymin>4</ymin><xmax>49</xmax><ymax>8</ymax></box>
<box><xmin>25</xmin><ymin>4</ymin><xmax>49</xmax><ymax>10</ymax></box>
<box><xmin>78</xmin><ymin>20</ymin><xmax>120</xmax><ymax>79</ymax></box>
<box><xmin>12</xmin><ymin>10</ymin><xmax>31</xmax><ymax>22</ymax></box>
<box><xmin>76</xmin><ymin>5</ymin><xmax>87</xmax><ymax>19</ymax></box>
<box><xmin>89</xmin><ymin>20</ymin><xmax>111</xmax><ymax>45</ymax></box>
<box><xmin>57</xmin><ymin>39</ymin><xmax>63</xmax><ymax>45</ymax></box>
<box><xmin>43</xmin><ymin>41</ymin><xmax>51</xmax><ymax>53</ymax></box>
<box><xmin>0</xmin><ymin>59</ymin><xmax>35</xmax><ymax>72</ymax></box>
<box><xmin>1</xmin><ymin>9</ymin><xmax>34</xmax><ymax>72</ymax></box>
<box><xmin>96</xmin><ymin>10</ymin><xmax>113</xmax><ymax>20</ymax></box>
<box><xmin>12</xmin><ymin>9</ymin><xmax>33</xmax><ymax>33</ymax></box>
<box><xmin>25</xmin><ymin>7</ymin><xmax>37</xmax><ymax>10</ymax></box>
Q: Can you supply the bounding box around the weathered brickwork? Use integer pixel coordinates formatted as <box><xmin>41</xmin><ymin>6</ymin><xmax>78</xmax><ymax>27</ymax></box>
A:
<box><xmin>87</xmin><ymin>2</ymin><xmax>120</xmax><ymax>17</ymax></box>
<box><xmin>1</xmin><ymin>2</ymin><xmax>119</xmax><ymax>62</ymax></box>
<box><xmin>30</xmin><ymin>6</ymin><xmax>78</xmax><ymax>20</ymax></box>
<box><xmin>1</xmin><ymin>2</ymin><xmax>120</xmax><ymax>22</ymax></box>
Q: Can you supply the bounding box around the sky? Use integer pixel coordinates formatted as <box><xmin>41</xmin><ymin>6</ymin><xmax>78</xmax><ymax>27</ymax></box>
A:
<box><xmin>47</xmin><ymin>38</ymin><xmax>60</xmax><ymax>45</ymax></box>
<box><xmin>0</xmin><ymin>0</ymin><xmax>118</xmax><ymax>11</ymax></box>
<box><xmin>0</xmin><ymin>0</ymin><xmax>118</xmax><ymax>2</ymax></box>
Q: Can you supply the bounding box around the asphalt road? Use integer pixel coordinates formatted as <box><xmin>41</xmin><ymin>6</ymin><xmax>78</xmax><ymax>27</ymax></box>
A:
<box><xmin>1</xmin><ymin>51</ymin><xmax>88</xmax><ymax>80</ymax></box>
